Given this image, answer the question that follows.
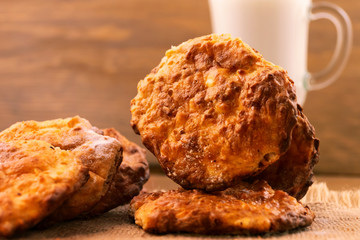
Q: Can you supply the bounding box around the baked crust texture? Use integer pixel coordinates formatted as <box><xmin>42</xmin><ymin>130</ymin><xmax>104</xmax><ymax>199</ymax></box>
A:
<box><xmin>86</xmin><ymin>128</ymin><xmax>149</xmax><ymax>216</ymax></box>
<box><xmin>131</xmin><ymin>34</ymin><xmax>297</xmax><ymax>191</ymax></box>
<box><xmin>0</xmin><ymin>116</ymin><xmax>122</xmax><ymax>222</ymax></box>
<box><xmin>130</xmin><ymin>180</ymin><xmax>314</xmax><ymax>235</ymax></box>
<box><xmin>0</xmin><ymin>140</ymin><xmax>89</xmax><ymax>237</ymax></box>
<box><xmin>252</xmin><ymin>105</ymin><xmax>320</xmax><ymax>200</ymax></box>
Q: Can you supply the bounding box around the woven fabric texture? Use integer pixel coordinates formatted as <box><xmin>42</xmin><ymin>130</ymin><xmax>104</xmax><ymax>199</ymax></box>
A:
<box><xmin>8</xmin><ymin>182</ymin><xmax>360</xmax><ymax>240</ymax></box>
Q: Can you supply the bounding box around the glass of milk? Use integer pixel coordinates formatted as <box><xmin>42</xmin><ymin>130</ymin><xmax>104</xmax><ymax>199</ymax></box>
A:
<box><xmin>208</xmin><ymin>0</ymin><xmax>352</xmax><ymax>106</ymax></box>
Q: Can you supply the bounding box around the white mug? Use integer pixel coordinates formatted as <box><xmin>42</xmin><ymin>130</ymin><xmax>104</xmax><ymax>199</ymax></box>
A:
<box><xmin>208</xmin><ymin>0</ymin><xmax>352</xmax><ymax>105</ymax></box>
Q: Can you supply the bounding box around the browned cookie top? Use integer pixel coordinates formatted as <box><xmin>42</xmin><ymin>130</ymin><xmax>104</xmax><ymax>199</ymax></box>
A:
<box><xmin>131</xmin><ymin>34</ymin><xmax>297</xmax><ymax>191</ymax></box>
<box><xmin>130</xmin><ymin>180</ymin><xmax>314</xmax><ymax>235</ymax></box>
<box><xmin>0</xmin><ymin>140</ymin><xmax>89</xmax><ymax>237</ymax></box>
<box><xmin>0</xmin><ymin>116</ymin><xmax>122</xmax><ymax>222</ymax></box>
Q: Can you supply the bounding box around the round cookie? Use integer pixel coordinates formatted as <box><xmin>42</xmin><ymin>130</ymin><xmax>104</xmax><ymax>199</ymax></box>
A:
<box><xmin>130</xmin><ymin>180</ymin><xmax>314</xmax><ymax>235</ymax></box>
<box><xmin>131</xmin><ymin>34</ymin><xmax>298</xmax><ymax>191</ymax></box>
<box><xmin>0</xmin><ymin>140</ymin><xmax>89</xmax><ymax>237</ymax></box>
<box><xmin>0</xmin><ymin>116</ymin><xmax>122</xmax><ymax>222</ymax></box>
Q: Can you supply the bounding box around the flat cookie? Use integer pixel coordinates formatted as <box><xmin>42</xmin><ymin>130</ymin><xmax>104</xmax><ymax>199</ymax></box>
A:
<box><xmin>130</xmin><ymin>180</ymin><xmax>314</xmax><ymax>235</ymax></box>
<box><xmin>131</xmin><ymin>34</ymin><xmax>297</xmax><ymax>191</ymax></box>
<box><xmin>0</xmin><ymin>140</ymin><xmax>89</xmax><ymax>237</ymax></box>
<box><xmin>0</xmin><ymin>116</ymin><xmax>122</xmax><ymax>222</ymax></box>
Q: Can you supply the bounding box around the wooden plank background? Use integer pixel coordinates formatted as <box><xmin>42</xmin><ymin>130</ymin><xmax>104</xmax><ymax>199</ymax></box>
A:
<box><xmin>0</xmin><ymin>0</ymin><xmax>359</xmax><ymax>175</ymax></box>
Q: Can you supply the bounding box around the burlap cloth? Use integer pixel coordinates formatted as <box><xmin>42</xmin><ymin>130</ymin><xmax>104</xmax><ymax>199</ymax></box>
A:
<box><xmin>7</xmin><ymin>182</ymin><xmax>360</xmax><ymax>240</ymax></box>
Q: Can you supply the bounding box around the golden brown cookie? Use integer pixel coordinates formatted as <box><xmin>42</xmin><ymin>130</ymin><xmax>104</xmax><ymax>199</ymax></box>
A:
<box><xmin>131</xmin><ymin>34</ymin><xmax>298</xmax><ymax>191</ymax></box>
<box><xmin>0</xmin><ymin>116</ymin><xmax>122</xmax><ymax>222</ymax></box>
<box><xmin>0</xmin><ymin>140</ymin><xmax>89</xmax><ymax>237</ymax></box>
<box><xmin>86</xmin><ymin>128</ymin><xmax>149</xmax><ymax>216</ymax></box>
<box><xmin>130</xmin><ymin>180</ymin><xmax>314</xmax><ymax>235</ymax></box>
<box><xmin>252</xmin><ymin>105</ymin><xmax>320</xmax><ymax>200</ymax></box>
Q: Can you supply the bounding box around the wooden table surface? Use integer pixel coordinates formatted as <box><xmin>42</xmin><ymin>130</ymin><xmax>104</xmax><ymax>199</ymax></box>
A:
<box><xmin>0</xmin><ymin>0</ymin><xmax>359</xmax><ymax>175</ymax></box>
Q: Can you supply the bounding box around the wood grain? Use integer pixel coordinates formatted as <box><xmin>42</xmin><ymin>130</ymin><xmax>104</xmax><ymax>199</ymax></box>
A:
<box><xmin>0</xmin><ymin>0</ymin><xmax>358</xmax><ymax>175</ymax></box>
<box><xmin>306</xmin><ymin>0</ymin><xmax>360</xmax><ymax>175</ymax></box>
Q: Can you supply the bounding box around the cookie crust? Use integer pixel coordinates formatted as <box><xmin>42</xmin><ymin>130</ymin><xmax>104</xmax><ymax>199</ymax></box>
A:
<box><xmin>131</xmin><ymin>34</ymin><xmax>297</xmax><ymax>191</ymax></box>
<box><xmin>130</xmin><ymin>181</ymin><xmax>314</xmax><ymax>235</ymax></box>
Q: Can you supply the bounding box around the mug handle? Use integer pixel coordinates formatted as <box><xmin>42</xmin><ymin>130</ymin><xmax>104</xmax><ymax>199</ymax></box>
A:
<box><xmin>305</xmin><ymin>2</ymin><xmax>353</xmax><ymax>91</ymax></box>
